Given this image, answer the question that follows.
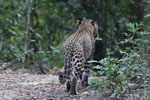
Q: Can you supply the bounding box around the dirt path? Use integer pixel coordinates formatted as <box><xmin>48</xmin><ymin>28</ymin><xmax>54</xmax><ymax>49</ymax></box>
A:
<box><xmin>1</xmin><ymin>69</ymin><xmax>149</xmax><ymax>100</ymax></box>
<box><xmin>0</xmin><ymin>69</ymin><xmax>93</xmax><ymax>100</ymax></box>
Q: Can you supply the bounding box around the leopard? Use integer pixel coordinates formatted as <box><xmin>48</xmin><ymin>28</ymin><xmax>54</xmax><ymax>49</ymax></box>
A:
<box><xmin>59</xmin><ymin>19</ymin><xmax>99</xmax><ymax>95</ymax></box>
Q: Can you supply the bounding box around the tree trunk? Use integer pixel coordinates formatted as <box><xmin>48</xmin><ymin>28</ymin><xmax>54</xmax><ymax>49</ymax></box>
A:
<box><xmin>24</xmin><ymin>0</ymin><xmax>32</xmax><ymax>64</ymax></box>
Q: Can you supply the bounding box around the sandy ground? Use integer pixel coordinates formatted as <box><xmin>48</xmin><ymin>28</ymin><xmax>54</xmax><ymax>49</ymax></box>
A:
<box><xmin>0</xmin><ymin>69</ymin><xmax>150</xmax><ymax>100</ymax></box>
<box><xmin>0</xmin><ymin>69</ymin><xmax>93</xmax><ymax>100</ymax></box>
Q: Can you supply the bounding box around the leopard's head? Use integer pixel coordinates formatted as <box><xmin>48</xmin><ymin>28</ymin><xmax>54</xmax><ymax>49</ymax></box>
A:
<box><xmin>77</xmin><ymin>19</ymin><xmax>99</xmax><ymax>37</ymax></box>
<box><xmin>59</xmin><ymin>71</ymin><xmax>66</xmax><ymax>84</ymax></box>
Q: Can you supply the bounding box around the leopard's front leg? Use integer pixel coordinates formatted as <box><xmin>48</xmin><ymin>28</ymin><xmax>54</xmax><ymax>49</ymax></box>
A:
<box><xmin>70</xmin><ymin>77</ymin><xmax>77</xmax><ymax>95</ymax></box>
<box><xmin>81</xmin><ymin>71</ymin><xmax>89</xmax><ymax>87</ymax></box>
<box><xmin>65</xmin><ymin>81</ymin><xmax>71</xmax><ymax>92</ymax></box>
<box><xmin>81</xmin><ymin>63</ymin><xmax>90</xmax><ymax>87</ymax></box>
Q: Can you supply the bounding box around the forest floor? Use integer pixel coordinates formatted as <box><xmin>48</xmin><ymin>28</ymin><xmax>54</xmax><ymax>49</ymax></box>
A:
<box><xmin>0</xmin><ymin>68</ymin><xmax>95</xmax><ymax>100</ymax></box>
<box><xmin>0</xmin><ymin>68</ymin><xmax>150</xmax><ymax>100</ymax></box>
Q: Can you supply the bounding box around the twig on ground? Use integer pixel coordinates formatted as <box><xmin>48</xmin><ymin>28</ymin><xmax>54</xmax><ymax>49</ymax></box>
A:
<box><xmin>38</xmin><ymin>61</ymin><xmax>49</xmax><ymax>74</ymax></box>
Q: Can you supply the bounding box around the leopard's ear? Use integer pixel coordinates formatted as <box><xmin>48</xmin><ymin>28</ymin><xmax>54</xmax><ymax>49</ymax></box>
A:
<box><xmin>90</xmin><ymin>20</ymin><xmax>95</xmax><ymax>26</ymax></box>
<box><xmin>77</xmin><ymin>19</ymin><xmax>82</xmax><ymax>25</ymax></box>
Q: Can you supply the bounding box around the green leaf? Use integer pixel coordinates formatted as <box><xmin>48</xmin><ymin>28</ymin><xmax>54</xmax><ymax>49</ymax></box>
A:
<box><xmin>88</xmin><ymin>60</ymin><xmax>98</xmax><ymax>63</ymax></box>
<box><xmin>95</xmin><ymin>37</ymin><xmax>102</xmax><ymax>40</ymax></box>
<box><xmin>36</xmin><ymin>33</ymin><xmax>42</xmax><ymax>39</ymax></box>
<box><xmin>119</xmin><ymin>74</ymin><xmax>126</xmax><ymax>79</ymax></box>
<box><xmin>41</xmin><ymin>57</ymin><xmax>48</xmax><ymax>62</ymax></box>
<box><xmin>111</xmin><ymin>82</ymin><xmax>117</xmax><ymax>86</ymax></box>
<box><xmin>144</xmin><ymin>14</ymin><xmax>150</xmax><ymax>19</ymax></box>
<box><xmin>93</xmin><ymin>65</ymin><xmax>102</xmax><ymax>70</ymax></box>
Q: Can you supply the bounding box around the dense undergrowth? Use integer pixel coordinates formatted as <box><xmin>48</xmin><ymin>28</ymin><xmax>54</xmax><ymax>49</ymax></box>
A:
<box><xmin>89</xmin><ymin>22</ymin><xmax>150</xmax><ymax>100</ymax></box>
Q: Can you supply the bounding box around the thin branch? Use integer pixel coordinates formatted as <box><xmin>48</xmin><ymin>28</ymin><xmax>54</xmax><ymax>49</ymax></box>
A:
<box><xmin>0</xmin><ymin>48</ymin><xmax>34</xmax><ymax>71</ymax></box>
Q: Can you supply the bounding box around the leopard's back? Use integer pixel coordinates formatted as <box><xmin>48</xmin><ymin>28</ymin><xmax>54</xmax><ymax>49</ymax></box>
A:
<box><xmin>59</xmin><ymin>19</ymin><xmax>98</xmax><ymax>84</ymax></box>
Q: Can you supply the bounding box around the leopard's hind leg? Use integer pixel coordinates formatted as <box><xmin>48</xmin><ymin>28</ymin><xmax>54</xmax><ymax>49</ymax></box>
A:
<box><xmin>69</xmin><ymin>49</ymin><xmax>84</xmax><ymax>95</ymax></box>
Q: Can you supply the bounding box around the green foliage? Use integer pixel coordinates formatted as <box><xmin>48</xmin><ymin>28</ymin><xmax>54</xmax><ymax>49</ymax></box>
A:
<box><xmin>89</xmin><ymin>23</ymin><xmax>150</xmax><ymax>99</ymax></box>
<box><xmin>0</xmin><ymin>0</ymin><xmax>26</xmax><ymax>62</ymax></box>
<box><xmin>0</xmin><ymin>0</ymin><xmax>150</xmax><ymax>70</ymax></box>
<box><xmin>0</xmin><ymin>0</ymin><xmax>74</xmax><ymax>67</ymax></box>
<box><xmin>49</xmin><ymin>45</ymin><xmax>64</xmax><ymax>68</ymax></box>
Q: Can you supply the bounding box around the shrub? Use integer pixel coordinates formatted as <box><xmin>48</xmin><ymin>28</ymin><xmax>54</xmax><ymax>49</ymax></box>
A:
<box><xmin>89</xmin><ymin>22</ymin><xmax>150</xmax><ymax>100</ymax></box>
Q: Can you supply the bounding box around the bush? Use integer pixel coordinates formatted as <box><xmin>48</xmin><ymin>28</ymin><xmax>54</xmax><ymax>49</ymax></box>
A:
<box><xmin>89</xmin><ymin>22</ymin><xmax>150</xmax><ymax>100</ymax></box>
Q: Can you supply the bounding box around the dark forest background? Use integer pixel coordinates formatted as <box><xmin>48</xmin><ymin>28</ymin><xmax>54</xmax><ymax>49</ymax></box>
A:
<box><xmin>0</xmin><ymin>0</ymin><xmax>150</xmax><ymax>69</ymax></box>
